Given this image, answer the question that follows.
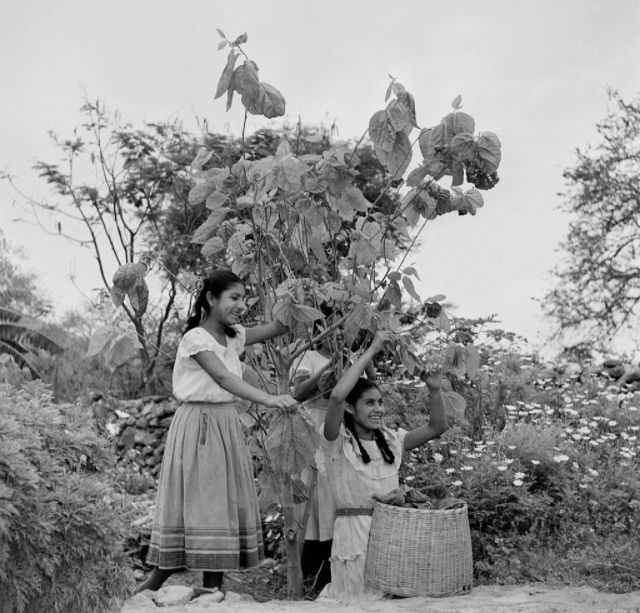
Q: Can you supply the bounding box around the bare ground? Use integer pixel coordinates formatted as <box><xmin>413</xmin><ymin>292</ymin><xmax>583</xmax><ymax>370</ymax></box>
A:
<box><xmin>122</xmin><ymin>584</ymin><xmax>640</xmax><ymax>613</ymax></box>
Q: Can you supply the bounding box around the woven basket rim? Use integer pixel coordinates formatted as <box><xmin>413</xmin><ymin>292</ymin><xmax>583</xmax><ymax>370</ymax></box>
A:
<box><xmin>373</xmin><ymin>499</ymin><xmax>468</xmax><ymax>515</ymax></box>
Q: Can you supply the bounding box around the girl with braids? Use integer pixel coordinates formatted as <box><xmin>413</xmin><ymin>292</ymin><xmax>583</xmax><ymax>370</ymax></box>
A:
<box><xmin>139</xmin><ymin>270</ymin><xmax>297</xmax><ymax>594</ymax></box>
<box><xmin>320</xmin><ymin>330</ymin><xmax>448</xmax><ymax>603</ymax></box>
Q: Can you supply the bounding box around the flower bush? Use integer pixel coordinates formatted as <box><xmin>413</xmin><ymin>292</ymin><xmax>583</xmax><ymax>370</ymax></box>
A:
<box><xmin>396</xmin><ymin>349</ymin><xmax>640</xmax><ymax>592</ymax></box>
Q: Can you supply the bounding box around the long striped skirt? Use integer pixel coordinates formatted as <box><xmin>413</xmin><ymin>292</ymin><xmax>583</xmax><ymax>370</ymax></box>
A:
<box><xmin>146</xmin><ymin>402</ymin><xmax>263</xmax><ymax>571</ymax></box>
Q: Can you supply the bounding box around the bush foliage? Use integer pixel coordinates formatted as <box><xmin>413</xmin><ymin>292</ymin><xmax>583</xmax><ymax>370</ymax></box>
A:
<box><xmin>0</xmin><ymin>360</ymin><xmax>134</xmax><ymax>613</ymax></box>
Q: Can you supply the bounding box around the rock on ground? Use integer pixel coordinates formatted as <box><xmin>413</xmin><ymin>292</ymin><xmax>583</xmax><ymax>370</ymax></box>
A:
<box><xmin>120</xmin><ymin>584</ymin><xmax>640</xmax><ymax>613</ymax></box>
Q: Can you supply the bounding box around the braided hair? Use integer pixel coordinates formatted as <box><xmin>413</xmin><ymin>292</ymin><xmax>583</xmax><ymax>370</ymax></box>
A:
<box><xmin>344</xmin><ymin>378</ymin><xmax>395</xmax><ymax>465</ymax></box>
<box><xmin>184</xmin><ymin>270</ymin><xmax>243</xmax><ymax>337</ymax></box>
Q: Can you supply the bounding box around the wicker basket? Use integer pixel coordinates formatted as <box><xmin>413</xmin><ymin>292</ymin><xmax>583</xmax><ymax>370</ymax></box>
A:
<box><xmin>364</xmin><ymin>500</ymin><xmax>473</xmax><ymax>597</ymax></box>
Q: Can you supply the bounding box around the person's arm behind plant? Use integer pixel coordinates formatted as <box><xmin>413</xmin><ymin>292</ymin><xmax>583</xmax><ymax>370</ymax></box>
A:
<box><xmin>292</xmin><ymin>362</ymin><xmax>334</xmax><ymax>402</ymax></box>
<box><xmin>244</xmin><ymin>321</ymin><xmax>289</xmax><ymax>346</ymax></box>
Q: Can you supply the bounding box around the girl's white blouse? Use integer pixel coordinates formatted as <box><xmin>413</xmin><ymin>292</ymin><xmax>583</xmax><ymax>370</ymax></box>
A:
<box><xmin>172</xmin><ymin>325</ymin><xmax>246</xmax><ymax>403</ymax></box>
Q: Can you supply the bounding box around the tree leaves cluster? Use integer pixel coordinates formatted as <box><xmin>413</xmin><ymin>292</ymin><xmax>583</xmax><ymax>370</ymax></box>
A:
<box><xmin>189</xmin><ymin>69</ymin><xmax>504</xmax><ymax>390</ymax></box>
<box><xmin>214</xmin><ymin>31</ymin><xmax>286</xmax><ymax>119</ymax></box>
<box><xmin>544</xmin><ymin>90</ymin><xmax>640</xmax><ymax>345</ymax></box>
<box><xmin>368</xmin><ymin>78</ymin><xmax>418</xmax><ymax>178</ymax></box>
<box><xmin>368</xmin><ymin>83</ymin><xmax>502</xmax><ymax>222</ymax></box>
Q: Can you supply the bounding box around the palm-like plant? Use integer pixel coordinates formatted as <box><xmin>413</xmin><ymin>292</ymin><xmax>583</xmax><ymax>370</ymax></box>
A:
<box><xmin>0</xmin><ymin>306</ymin><xmax>63</xmax><ymax>377</ymax></box>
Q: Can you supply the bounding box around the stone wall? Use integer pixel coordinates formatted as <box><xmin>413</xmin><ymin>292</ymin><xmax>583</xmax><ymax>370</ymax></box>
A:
<box><xmin>94</xmin><ymin>395</ymin><xmax>177</xmax><ymax>476</ymax></box>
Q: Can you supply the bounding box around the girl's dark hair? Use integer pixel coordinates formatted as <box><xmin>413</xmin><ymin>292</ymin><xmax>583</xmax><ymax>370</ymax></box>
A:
<box><xmin>344</xmin><ymin>378</ymin><xmax>395</xmax><ymax>465</ymax></box>
<box><xmin>184</xmin><ymin>270</ymin><xmax>243</xmax><ymax>336</ymax></box>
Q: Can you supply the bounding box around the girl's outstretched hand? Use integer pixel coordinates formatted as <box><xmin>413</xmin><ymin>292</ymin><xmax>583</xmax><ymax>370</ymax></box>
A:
<box><xmin>266</xmin><ymin>394</ymin><xmax>298</xmax><ymax>410</ymax></box>
<box><xmin>422</xmin><ymin>359</ymin><xmax>443</xmax><ymax>390</ymax></box>
<box><xmin>371</xmin><ymin>330</ymin><xmax>395</xmax><ymax>351</ymax></box>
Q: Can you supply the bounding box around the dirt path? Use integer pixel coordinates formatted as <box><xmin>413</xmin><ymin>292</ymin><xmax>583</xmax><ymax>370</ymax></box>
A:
<box><xmin>122</xmin><ymin>584</ymin><xmax>640</xmax><ymax>612</ymax></box>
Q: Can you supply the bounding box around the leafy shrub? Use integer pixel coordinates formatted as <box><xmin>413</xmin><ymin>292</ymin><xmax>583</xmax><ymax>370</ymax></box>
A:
<box><xmin>0</xmin><ymin>360</ymin><xmax>134</xmax><ymax>612</ymax></box>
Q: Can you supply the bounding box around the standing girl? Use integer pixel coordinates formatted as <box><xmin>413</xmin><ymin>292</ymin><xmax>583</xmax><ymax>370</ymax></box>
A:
<box><xmin>320</xmin><ymin>331</ymin><xmax>448</xmax><ymax>603</ymax></box>
<box><xmin>290</xmin><ymin>340</ymin><xmax>335</xmax><ymax>592</ymax></box>
<box><xmin>139</xmin><ymin>270</ymin><xmax>297</xmax><ymax>593</ymax></box>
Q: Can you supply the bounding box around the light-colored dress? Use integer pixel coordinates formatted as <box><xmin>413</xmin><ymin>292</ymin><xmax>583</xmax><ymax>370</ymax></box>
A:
<box><xmin>320</xmin><ymin>425</ymin><xmax>407</xmax><ymax>603</ymax></box>
<box><xmin>290</xmin><ymin>350</ymin><xmax>335</xmax><ymax>541</ymax></box>
<box><xmin>146</xmin><ymin>325</ymin><xmax>263</xmax><ymax>571</ymax></box>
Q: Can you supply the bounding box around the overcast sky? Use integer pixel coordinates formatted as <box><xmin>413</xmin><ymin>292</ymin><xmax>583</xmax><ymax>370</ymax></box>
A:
<box><xmin>1</xmin><ymin>0</ymin><xmax>639</xmax><ymax>355</ymax></box>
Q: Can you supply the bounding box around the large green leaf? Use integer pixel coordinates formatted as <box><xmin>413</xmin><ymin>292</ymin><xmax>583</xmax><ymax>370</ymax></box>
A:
<box><xmin>233</xmin><ymin>60</ymin><xmax>262</xmax><ymax>112</ymax></box>
<box><xmin>368</xmin><ymin>110</ymin><xmax>396</xmax><ymax>154</ymax></box>
<box><xmin>382</xmin><ymin>281</ymin><xmax>402</xmax><ymax>309</ymax></box>
<box><xmin>443</xmin><ymin>390</ymin><xmax>467</xmax><ymax>424</ymax></box>
<box><xmin>402</xmin><ymin>275</ymin><xmax>421</xmax><ymax>302</ymax></box>
<box><xmin>343</xmin><ymin>303</ymin><xmax>374</xmax><ymax>345</ymax></box>
<box><xmin>343</xmin><ymin>186</ymin><xmax>371</xmax><ymax>213</ymax></box>
<box><xmin>188</xmin><ymin>177</ymin><xmax>217</xmax><ymax>206</ymax></box>
<box><xmin>86</xmin><ymin>325</ymin><xmax>117</xmax><ymax>357</ymax></box>
<box><xmin>462</xmin><ymin>187</ymin><xmax>484</xmax><ymax>215</ymax></box>
<box><xmin>191</xmin><ymin>211</ymin><xmax>223</xmax><ymax>244</ymax></box>
<box><xmin>254</xmin><ymin>82</ymin><xmax>286</xmax><ymax>118</ymax></box>
<box><xmin>377</xmin><ymin>130</ymin><xmax>412</xmax><ymax>179</ymax></box>
<box><xmin>406</xmin><ymin>164</ymin><xmax>430</xmax><ymax>187</ymax></box>
<box><xmin>402</xmin><ymin>188</ymin><xmax>436</xmax><ymax>220</ymax></box>
<box><xmin>205</xmin><ymin>191</ymin><xmax>228</xmax><ymax>210</ymax></box>
<box><xmin>111</xmin><ymin>262</ymin><xmax>149</xmax><ymax>315</ymax></box>
<box><xmin>449</xmin><ymin>132</ymin><xmax>476</xmax><ymax>160</ymax></box>
<box><xmin>215</xmin><ymin>49</ymin><xmax>240</xmax><ymax>99</ymax></box>
<box><xmin>104</xmin><ymin>333</ymin><xmax>142</xmax><ymax>371</ymax></box>
<box><xmin>357</xmin><ymin>218</ymin><xmax>381</xmax><ymax>240</ymax></box>
<box><xmin>418</xmin><ymin>124</ymin><xmax>446</xmax><ymax>159</ymax></box>
<box><xmin>386</xmin><ymin>100</ymin><xmax>413</xmax><ymax>134</ymax></box>
<box><xmin>476</xmin><ymin>131</ymin><xmax>502</xmax><ymax>172</ymax></box>
<box><xmin>201</xmin><ymin>236</ymin><xmax>225</xmax><ymax>259</ymax></box>
<box><xmin>441</xmin><ymin>111</ymin><xmax>475</xmax><ymax>137</ymax></box>
<box><xmin>272</xmin><ymin>301</ymin><xmax>324</xmax><ymax>326</ymax></box>
<box><xmin>264</xmin><ymin>411</ymin><xmax>320</xmax><ymax>476</ymax></box>
<box><xmin>464</xmin><ymin>345</ymin><xmax>481</xmax><ymax>378</ymax></box>
<box><xmin>273</xmin><ymin>155</ymin><xmax>308</xmax><ymax>193</ymax></box>
<box><xmin>396</xmin><ymin>90</ymin><xmax>418</xmax><ymax>128</ymax></box>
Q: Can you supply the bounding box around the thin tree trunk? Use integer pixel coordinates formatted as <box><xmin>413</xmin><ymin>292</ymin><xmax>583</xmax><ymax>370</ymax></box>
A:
<box><xmin>281</xmin><ymin>472</ymin><xmax>303</xmax><ymax>598</ymax></box>
<box><xmin>276</xmin><ymin>357</ymin><xmax>304</xmax><ymax>598</ymax></box>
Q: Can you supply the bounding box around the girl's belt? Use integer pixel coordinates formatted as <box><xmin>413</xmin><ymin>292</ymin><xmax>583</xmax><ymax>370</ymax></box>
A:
<box><xmin>180</xmin><ymin>401</ymin><xmax>237</xmax><ymax>409</ymax></box>
<box><xmin>335</xmin><ymin>507</ymin><xmax>373</xmax><ymax>517</ymax></box>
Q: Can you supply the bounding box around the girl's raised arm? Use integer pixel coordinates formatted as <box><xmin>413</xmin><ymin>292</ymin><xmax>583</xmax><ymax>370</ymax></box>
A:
<box><xmin>324</xmin><ymin>331</ymin><xmax>393</xmax><ymax>440</ymax></box>
<box><xmin>403</xmin><ymin>374</ymin><xmax>449</xmax><ymax>450</ymax></box>
<box><xmin>244</xmin><ymin>321</ymin><xmax>289</xmax><ymax>346</ymax></box>
<box><xmin>193</xmin><ymin>350</ymin><xmax>295</xmax><ymax>409</ymax></box>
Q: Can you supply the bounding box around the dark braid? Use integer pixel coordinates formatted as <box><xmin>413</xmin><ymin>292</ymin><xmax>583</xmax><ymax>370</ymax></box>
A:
<box><xmin>373</xmin><ymin>428</ymin><xmax>395</xmax><ymax>464</ymax></box>
<box><xmin>344</xmin><ymin>378</ymin><xmax>395</xmax><ymax>465</ymax></box>
<box><xmin>184</xmin><ymin>270</ymin><xmax>243</xmax><ymax>337</ymax></box>
<box><xmin>344</xmin><ymin>412</ymin><xmax>372</xmax><ymax>464</ymax></box>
